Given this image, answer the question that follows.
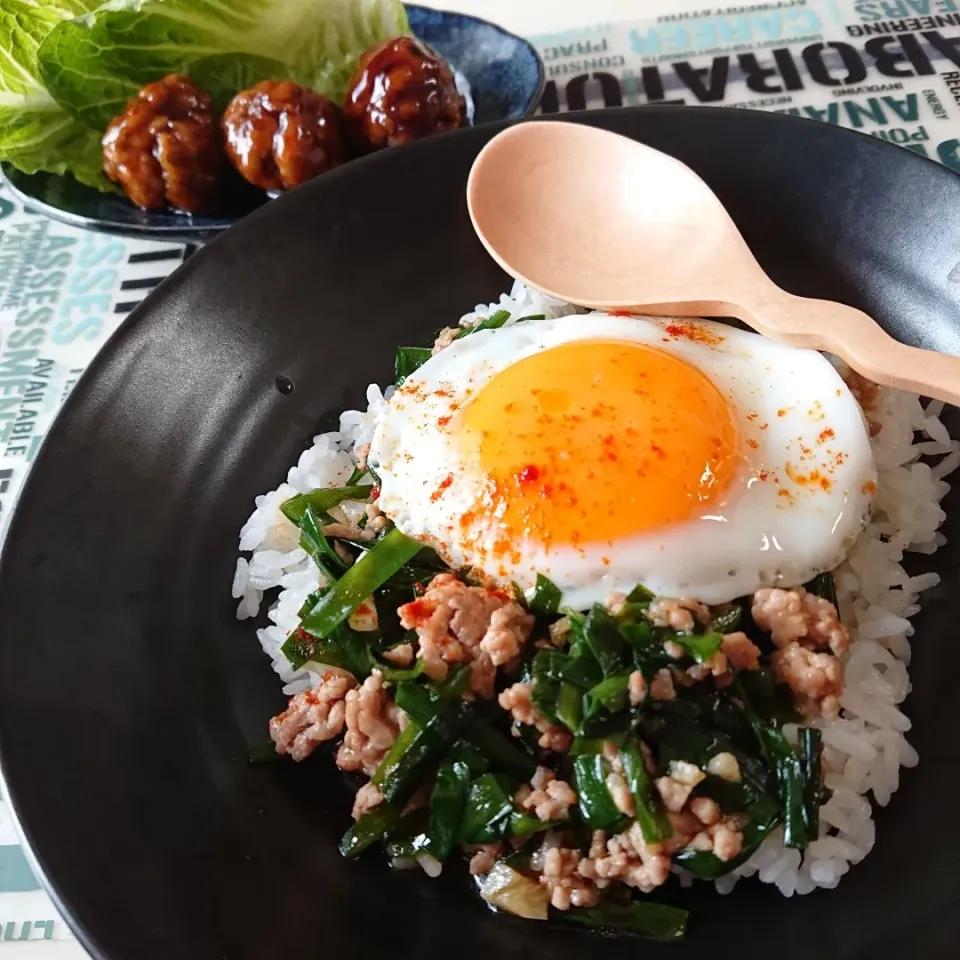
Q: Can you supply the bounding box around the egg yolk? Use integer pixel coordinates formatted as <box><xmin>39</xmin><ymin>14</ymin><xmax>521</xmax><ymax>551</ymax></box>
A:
<box><xmin>460</xmin><ymin>339</ymin><xmax>740</xmax><ymax>548</ymax></box>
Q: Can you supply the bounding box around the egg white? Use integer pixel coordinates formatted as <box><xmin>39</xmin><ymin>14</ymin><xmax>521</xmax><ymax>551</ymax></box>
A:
<box><xmin>369</xmin><ymin>314</ymin><xmax>876</xmax><ymax>608</ymax></box>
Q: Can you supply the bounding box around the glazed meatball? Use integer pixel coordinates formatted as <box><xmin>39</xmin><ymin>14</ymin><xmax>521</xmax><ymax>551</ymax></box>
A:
<box><xmin>102</xmin><ymin>74</ymin><xmax>222</xmax><ymax>213</ymax></box>
<box><xmin>344</xmin><ymin>36</ymin><xmax>466</xmax><ymax>151</ymax></box>
<box><xmin>222</xmin><ymin>81</ymin><xmax>346</xmax><ymax>191</ymax></box>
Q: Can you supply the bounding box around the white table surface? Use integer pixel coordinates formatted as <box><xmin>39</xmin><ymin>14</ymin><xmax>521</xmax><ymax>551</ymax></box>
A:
<box><xmin>10</xmin><ymin>1</ymin><xmax>704</xmax><ymax>957</ymax></box>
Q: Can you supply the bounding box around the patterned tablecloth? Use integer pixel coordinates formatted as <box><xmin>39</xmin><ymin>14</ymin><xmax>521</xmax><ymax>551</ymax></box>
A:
<box><xmin>3</xmin><ymin>0</ymin><xmax>960</xmax><ymax>953</ymax></box>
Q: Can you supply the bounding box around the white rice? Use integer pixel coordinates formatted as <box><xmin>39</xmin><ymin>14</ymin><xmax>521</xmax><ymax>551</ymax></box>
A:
<box><xmin>233</xmin><ymin>280</ymin><xmax>959</xmax><ymax>897</ymax></box>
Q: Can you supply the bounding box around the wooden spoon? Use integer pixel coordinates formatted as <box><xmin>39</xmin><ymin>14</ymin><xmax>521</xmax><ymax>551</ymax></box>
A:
<box><xmin>467</xmin><ymin>121</ymin><xmax>960</xmax><ymax>405</ymax></box>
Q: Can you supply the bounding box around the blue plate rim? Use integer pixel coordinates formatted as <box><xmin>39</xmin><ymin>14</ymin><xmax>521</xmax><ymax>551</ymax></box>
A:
<box><xmin>405</xmin><ymin>2</ymin><xmax>546</xmax><ymax>110</ymax></box>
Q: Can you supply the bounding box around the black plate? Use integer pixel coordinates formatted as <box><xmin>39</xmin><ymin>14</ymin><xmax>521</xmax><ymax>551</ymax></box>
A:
<box><xmin>1</xmin><ymin>107</ymin><xmax>959</xmax><ymax>960</ymax></box>
<box><xmin>0</xmin><ymin>4</ymin><xmax>544</xmax><ymax>243</ymax></box>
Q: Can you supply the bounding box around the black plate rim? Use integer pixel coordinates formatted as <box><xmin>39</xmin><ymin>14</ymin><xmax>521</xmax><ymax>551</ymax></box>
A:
<box><xmin>1</xmin><ymin>104</ymin><xmax>959</xmax><ymax>959</ymax></box>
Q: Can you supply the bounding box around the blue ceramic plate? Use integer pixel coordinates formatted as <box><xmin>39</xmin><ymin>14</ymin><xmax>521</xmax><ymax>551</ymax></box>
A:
<box><xmin>0</xmin><ymin>5</ymin><xmax>544</xmax><ymax>242</ymax></box>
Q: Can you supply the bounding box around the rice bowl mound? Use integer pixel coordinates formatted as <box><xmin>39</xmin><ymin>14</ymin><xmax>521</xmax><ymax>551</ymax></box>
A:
<box><xmin>233</xmin><ymin>282</ymin><xmax>958</xmax><ymax>907</ymax></box>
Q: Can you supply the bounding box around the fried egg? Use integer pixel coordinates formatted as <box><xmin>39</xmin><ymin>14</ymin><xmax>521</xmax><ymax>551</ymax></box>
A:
<box><xmin>369</xmin><ymin>314</ymin><xmax>876</xmax><ymax>608</ymax></box>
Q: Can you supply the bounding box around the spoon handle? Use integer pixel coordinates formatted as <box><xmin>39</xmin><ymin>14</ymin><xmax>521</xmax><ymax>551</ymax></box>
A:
<box><xmin>737</xmin><ymin>288</ymin><xmax>960</xmax><ymax>406</ymax></box>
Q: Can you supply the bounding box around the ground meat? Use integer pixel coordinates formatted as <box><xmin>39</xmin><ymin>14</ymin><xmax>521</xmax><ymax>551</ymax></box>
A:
<box><xmin>628</xmin><ymin>670</ymin><xmax>647</xmax><ymax>706</ymax></box>
<box><xmin>663</xmin><ymin>639</ymin><xmax>686</xmax><ymax>659</ymax></box>
<box><xmin>538</xmin><ymin>725</ymin><xmax>574</xmax><ymax>753</ymax></box>
<box><xmin>579</xmin><ymin>822</ymin><xmax>671</xmax><ymax>893</ymax></box>
<box><xmin>688</xmin><ymin>796</ymin><xmax>722</xmax><ymax>826</ymax></box>
<box><xmin>605</xmin><ymin>591</ymin><xmax>627</xmax><ymax>615</ymax></box>
<box><xmin>481</xmin><ymin>605</ymin><xmax>533</xmax><ymax>665</ymax></box>
<box><xmin>382</xmin><ymin>643</ymin><xmax>414</xmax><ymax>666</ymax></box>
<box><xmin>805</xmin><ymin>595</ymin><xmax>851</xmax><ymax>656</ymax></box>
<box><xmin>751</xmin><ymin>587</ymin><xmax>850</xmax><ymax>656</ymax></box>
<box><xmin>711</xmin><ymin>820</ymin><xmax>744</xmax><ymax>861</ymax></box>
<box><xmin>721</xmin><ymin>631</ymin><xmax>762</xmax><ymax>670</ymax></box>
<box><xmin>710</xmin><ymin>652</ymin><xmax>729</xmax><ymax>675</ymax></box>
<box><xmin>670</xmin><ymin>665</ymin><xmax>696</xmax><ymax>689</ymax></box>
<box><xmin>344</xmin><ymin>36</ymin><xmax>466</xmax><ymax>152</ymax></box>
<box><xmin>432</xmin><ymin>326</ymin><xmax>459</xmax><ymax>354</ymax></box>
<box><xmin>498</xmin><ymin>682</ymin><xmax>573</xmax><ymax>752</ymax></box>
<box><xmin>685</xmin><ymin>650</ymin><xmax>729</xmax><ymax>682</ymax></box>
<box><xmin>685</xmin><ymin>818</ymin><xmax>744</xmax><ymax>862</ymax></box>
<box><xmin>771</xmin><ymin>642</ymin><xmax>843</xmax><ymax>719</ymax></box>
<box><xmin>335</xmin><ymin>670</ymin><xmax>404</xmax><ymax>775</ymax></box>
<box><xmin>588</xmin><ymin>829</ymin><xmax>608</xmax><ymax>860</ymax></box>
<box><xmin>580</xmin><ymin>810</ymin><xmax>732</xmax><ymax>886</ymax></box>
<box><xmin>222</xmin><ymin>81</ymin><xmax>346</xmax><ymax>190</ymax></box>
<box><xmin>269</xmin><ymin>671</ymin><xmax>355</xmax><ymax>761</ymax></box>
<box><xmin>102</xmin><ymin>74</ymin><xmax>223</xmax><ymax>212</ymax></box>
<box><xmin>672</xmin><ymin>760</ymin><xmax>707</xmax><ymax>786</ymax></box>
<box><xmin>654</xmin><ymin>779</ymin><xmax>693</xmax><ymax>815</ymax></box>
<box><xmin>646</xmin><ymin>596</ymin><xmax>710</xmax><ymax>633</ymax></box>
<box><xmin>399</xmin><ymin>573</ymin><xmax>533</xmax><ymax>697</ymax></box>
<box><xmin>351</xmin><ymin>781</ymin><xmax>384</xmax><ymax>820</ymax></box>
<box><xmin>518</xmin><ymin>767</ymin><xmax>577</xmax><ymax>821</ymax></box>
<box><xmin>654</xmin><ymin>760</ymin><xmax>706</xmax><ymax>813</ymax></box>
<box><xmin>649</xmin><ymin>668</ymin><xmax>676</xmax><ymax>702</ymax></box>
<box><xmin>498</xmin><ymin>682</ymin><xmax>539</xmax><ymax>725</ymax></box>
<box><xmin>540</xmin><ymin>846</ymin><xmax>600</xmax><ymax>910</ymax></box>
<box><xmin>657</xmin><ymin>810</ymin><xmax>705</xmax><ymax>856</ymax></box>
<box><xmin>469</xmin><ymin>655</ymin><xmax>497</xmax><ymax>701</ymax></box>
<box><xmin>531</xmin><ymin>765</ymin><xmax>555</xmax><ymax>791</ymax></box>
<box><xmin>467</xmin><ymin>843</ymin><xmax>502</xmax><ymax>875</ymax></box>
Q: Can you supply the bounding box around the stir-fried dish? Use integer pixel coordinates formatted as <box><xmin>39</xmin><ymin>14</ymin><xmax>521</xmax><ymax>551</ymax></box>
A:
<box><xmin>235</xmin><ymin>293</ymin><xmax>952</xmax><ymax>937</ymax></box>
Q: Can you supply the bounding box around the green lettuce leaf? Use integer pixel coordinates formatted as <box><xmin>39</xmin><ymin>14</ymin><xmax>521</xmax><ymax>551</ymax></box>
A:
<box><xmin>38</xmin><ymin>0</ymin><xmax>411</xmax><ymax>130</ymax></box>
<box><xmin>0</xmin><ymin>0</ymin><xmax>107</xmax><ymax>189</ymax></box>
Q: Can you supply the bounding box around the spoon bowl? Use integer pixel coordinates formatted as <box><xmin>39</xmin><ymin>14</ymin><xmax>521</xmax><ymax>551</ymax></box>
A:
<box><xmin>467</xmin><ymin>121</ymin><xmax>734</xmax><ymax>304</ymax></box>
<box><xmin>467</xmin><ymin>121</ymin><xmax>960</xmax><ymax>405</ymax></box>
